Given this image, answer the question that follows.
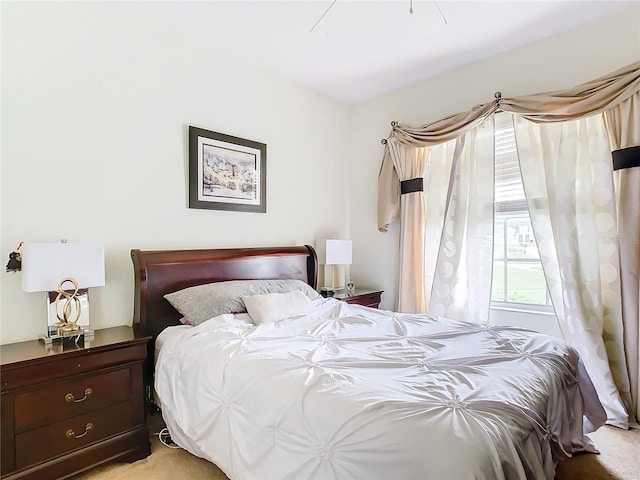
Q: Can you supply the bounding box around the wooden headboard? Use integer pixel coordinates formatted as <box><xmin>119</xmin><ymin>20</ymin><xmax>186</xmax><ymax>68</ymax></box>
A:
<box><xmin>131</xmin><ymin>245</ymin><xmax>318</xmax><ymax>341</ymax></box>
<box><xmin>130</xmin><ymin>245</ymin><xmax>317</xmax><ymax>408</ymax></box>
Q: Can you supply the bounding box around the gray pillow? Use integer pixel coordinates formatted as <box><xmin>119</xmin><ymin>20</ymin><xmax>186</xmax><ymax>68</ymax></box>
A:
<box><xmin>164</xmin><ymin>279</ymin><xmax>320</xmax><ymax>326</ymax></box>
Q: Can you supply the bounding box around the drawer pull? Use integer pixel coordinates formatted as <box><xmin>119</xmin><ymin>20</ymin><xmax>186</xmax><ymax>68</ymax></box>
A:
<box><xmin>66</xmin><ymin>422</ymin><xmax>93</xmax><ymax>439</ymax></box>
<box><xmin>65</xmin><ymin>388</ymin><xmax>93</xmax><ymax>403</ymax></box>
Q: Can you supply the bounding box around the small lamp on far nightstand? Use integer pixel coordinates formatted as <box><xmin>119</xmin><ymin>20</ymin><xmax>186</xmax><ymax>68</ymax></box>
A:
<box><xmin>21</xmin><ymin>241</ymin><xmax>105</xmax><ymax>345</ymax></box>
<box><xmin>316</xmin><ymin>239</ymin><xmax>352</xmax><ymax>297</ymax></box>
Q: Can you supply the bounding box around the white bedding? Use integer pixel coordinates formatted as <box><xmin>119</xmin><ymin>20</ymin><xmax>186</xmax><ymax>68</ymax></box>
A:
<box><xmin>155</xmin><ymin>298</ymin><xmax>606</xmax><ymax>480</ymax></box>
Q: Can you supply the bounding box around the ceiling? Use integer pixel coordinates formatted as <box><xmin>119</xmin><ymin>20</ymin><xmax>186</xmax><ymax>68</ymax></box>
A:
<box><xmin>142</xmin><ymin>1</ymin><xmax>637</xmax><ymax>105</ymax></box>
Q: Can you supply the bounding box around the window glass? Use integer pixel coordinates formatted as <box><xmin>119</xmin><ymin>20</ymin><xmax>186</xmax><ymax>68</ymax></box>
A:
<box><xmin>491</xmin><ymin>114</ymin><xmax>551</xmax><ymax>310</ymax></box>
<box><xmin>506</xmin><ymin>217</ymin><xmax>538</xmax><ymax>260</ymax></box>
<box><xmin>506</xmin><ymin>262</ymin><xmax>548</xmax><ymax>304</ymax></box>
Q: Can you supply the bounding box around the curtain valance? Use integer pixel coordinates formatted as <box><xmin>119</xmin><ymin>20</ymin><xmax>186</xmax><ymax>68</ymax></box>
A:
<box><xmin>379</xmin><ymin>61</ymin><xmax>640</xmax><ymax>232</ymax></box>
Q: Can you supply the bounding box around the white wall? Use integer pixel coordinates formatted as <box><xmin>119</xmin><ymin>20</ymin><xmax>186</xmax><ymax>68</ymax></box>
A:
<box><xmin>2</xmin><ymin>4</ymin><xmax>639</xmax><ymax>344</ymax></box>
<box><xmin>0</xmin><ymin>2</ymin><xmax>350</xmax><ymax>343</ymax></box>
<box><xmin>349</xmin><ymin>6</ymin><xmax>640</xmax><ymax>332</ymax></box>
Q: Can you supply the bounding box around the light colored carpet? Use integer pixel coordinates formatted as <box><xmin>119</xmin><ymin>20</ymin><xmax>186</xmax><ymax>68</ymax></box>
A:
<box><xmin>555</xmin><ymin>426</ymin><xmax>639</xmax><ymax>480</ymax></box>
<box><xmin>73</xmin><ymin>418</ymin><xmax>639</xmax><ymax>480</ymax></box>
<box><xmin>72</xmin><ymin>433</ymin><xmax>229</xmax><ymax>480</ymax></box>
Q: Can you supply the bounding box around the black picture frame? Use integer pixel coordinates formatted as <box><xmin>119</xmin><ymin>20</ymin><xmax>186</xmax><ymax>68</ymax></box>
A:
<box><xmin>188</xmin><ymin>126</ymin><xmax>266</xmax><ymax>212</ymax></box>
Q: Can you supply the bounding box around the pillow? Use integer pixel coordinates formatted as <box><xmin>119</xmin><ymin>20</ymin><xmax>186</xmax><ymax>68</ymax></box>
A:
<box><xmin>164</xmin><ymin>279</ymin><xmax>320</xmax><ymax>326</ymax></box>
<box><xmin>243</xmin><ymin>290</ymin><xmax>313</xmax><ymax>325</ymax></box>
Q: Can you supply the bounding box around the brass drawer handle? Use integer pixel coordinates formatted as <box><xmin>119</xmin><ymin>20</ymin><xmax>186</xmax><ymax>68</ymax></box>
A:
<box><xmin>65</xmin><ymin>388</ymin><xmax>93</xmax><ymax>403</ymax></box>
<box><xmin>66</xmin><ymin>422</ymin><xmax>93</xmax><ymax>439</ymax></box>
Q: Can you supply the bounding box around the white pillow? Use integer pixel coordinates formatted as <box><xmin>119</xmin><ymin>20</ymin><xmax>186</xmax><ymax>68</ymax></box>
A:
<box><xmin>243</xmin><ymin>290</ymin><xmax>313</xmax><ymax>325</ymax></box>
<box><xmin>164</xmin><ymin>279</ymin><xmax>320</xmax><ymax>326</ymax></box>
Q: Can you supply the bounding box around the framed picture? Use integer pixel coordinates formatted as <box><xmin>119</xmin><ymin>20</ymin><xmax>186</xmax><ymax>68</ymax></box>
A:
<box><xmin>189</xmin><ymin>126</ymin><xmax>266</xmax><ymax>212</ymax></box>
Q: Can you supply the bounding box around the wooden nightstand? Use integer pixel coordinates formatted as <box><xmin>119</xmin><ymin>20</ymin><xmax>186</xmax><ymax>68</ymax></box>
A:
<box><xmin>334</xmin><ymin>288</ymin><xmax>383</xmax><ymax>308</ymax></box>
<box><xmin>0</xmin><ymin>326</ymin><xmax>151</xmax><ymax>479</ymax></box>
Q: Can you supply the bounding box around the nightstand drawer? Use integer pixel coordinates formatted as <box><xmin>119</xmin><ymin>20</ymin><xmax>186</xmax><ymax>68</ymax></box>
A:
<box><xmin>1</xmin><ymin>343</ymin><xmax>147</xmax><ymax>392</ymax></box>
<box><xmin>15</xmin><ymin>367</ymin><xmax>131</xmax><ymax>432</ymax></box>
<box><xmin>15</xmin><ymin>400</ymin><xmax>134</xmax><ymax>470</ymax></box>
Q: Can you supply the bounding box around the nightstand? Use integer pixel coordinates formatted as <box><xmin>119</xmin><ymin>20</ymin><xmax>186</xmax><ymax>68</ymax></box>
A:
<box><xmin>334</xmin><ymin>288</ymin><xmax>383</xmax><ymax>308</ymax></box>
<box><xmin>0</xmin><ymin>326</ymin><xmax>151</xmax><ymax>479</ymax></box>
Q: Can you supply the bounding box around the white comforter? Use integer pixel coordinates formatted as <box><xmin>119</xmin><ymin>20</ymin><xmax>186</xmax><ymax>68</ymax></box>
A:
<box><xmin>155</xmin><ymin>298</ymin><xmax>605</xmax><ymax>480</ymax></box>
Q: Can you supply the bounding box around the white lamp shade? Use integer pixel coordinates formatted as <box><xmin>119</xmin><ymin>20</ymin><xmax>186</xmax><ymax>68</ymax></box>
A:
<box><xmin>316</xmin><ymin>239</ymin><xmax>352</xmax><ymax>265</ymax></box>
<box><xmin>21</xmin><ymin>242</ymin><xmax>105</xmax><ymax>292</ymax></box>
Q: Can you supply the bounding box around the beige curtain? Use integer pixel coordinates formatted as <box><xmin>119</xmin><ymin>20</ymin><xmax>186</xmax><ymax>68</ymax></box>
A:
<box><xmin>422</xmin><ymin>140</ymin><xmax>456</xmax><ymax>310</ymax></box>
<box><xmin>377</xmin><ymin>60</ymin><xmax>640</xmax><ymax>426</ymax></box>
<box><xmin>605</xmin><ymin>92</ymin><xmax>640</xmax><ymax>424</ymax></box>
<box><xmin>514</xmin><ymin>114</ymin><xmax>631</xmax><ymax>427</ymax></box>
<box><xmin>378</xmin><ymin>107</ymin><xmax>496</xmax><ymax>232</ymax></box>
<box><xmin>428</xmin><ymin>121</ymin><xmax>495</xmax><ymax>323</ymax></box>
<box><xmin>386</xmin><ymin>139</ymin><xmax>429</xmax><ymax>313</ymax></box>
<box><xmin>501</xmin><ymin>61</ymin><xmax>640</xmax><ymax>122</ymax></box>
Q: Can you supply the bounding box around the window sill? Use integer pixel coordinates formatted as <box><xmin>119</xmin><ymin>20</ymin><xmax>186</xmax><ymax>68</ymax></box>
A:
<box><xmin>490</xmin><ymin>304</ymin><xmax>554</xmax><ymax>316</ymax></box>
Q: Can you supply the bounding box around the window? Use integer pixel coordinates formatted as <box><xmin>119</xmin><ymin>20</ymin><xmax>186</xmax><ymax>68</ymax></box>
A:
<box><xmin>491</xmin><ymin>114</ymin><xmax>551</xmax><ymax>310</ymax></box>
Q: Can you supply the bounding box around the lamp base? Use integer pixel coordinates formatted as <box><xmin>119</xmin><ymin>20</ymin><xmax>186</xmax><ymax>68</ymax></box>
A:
<box><xmin>320</xmin><ymin>287</ymin><xmax>348</xmax><ymax>298</ymax></box>
<box><xmin>39</xmin><ymin>328</ymin><xmax>92</xmax><ymax>348</ymax></box>
<box><xmin>62</xmin><ymin>331</ymin><xmax>85</xmax><ymax>348</ymax></box>
<box><xmin>39</xmin><ymin>334</ymin><xmax>55</xmax><ymax>345</ymax></box>
<box><xmin>320</xmin><ymin>288</ymin><xmax>335</xmax><ymax>298</ymax></box>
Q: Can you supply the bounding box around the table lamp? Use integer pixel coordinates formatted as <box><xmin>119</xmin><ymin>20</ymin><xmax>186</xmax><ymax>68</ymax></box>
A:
<box><xmin>21</xmin><ymin>242</ymin><xmax>105</xmax><ymax>344</ymax></box>
<box><xmin>316</xmin><ymin>239</ymin><xmax>352</xmax><ymax>297</ymax></box>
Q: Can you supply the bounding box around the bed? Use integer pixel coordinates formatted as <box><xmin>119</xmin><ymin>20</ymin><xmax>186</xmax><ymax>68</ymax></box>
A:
<box><xmin>131</xmin><ymin>245</ymin><xmax>606</xmax><ymax>480</ymax></box>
